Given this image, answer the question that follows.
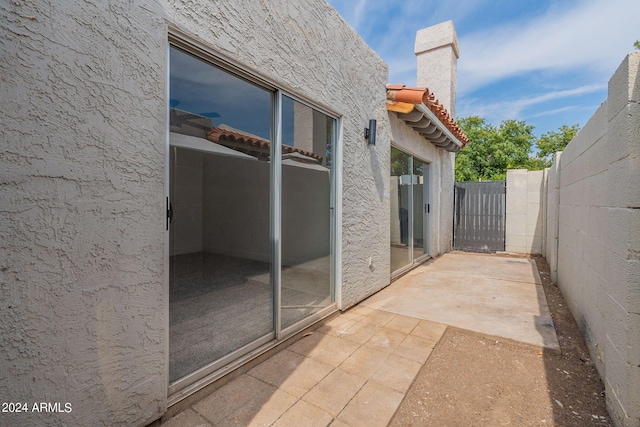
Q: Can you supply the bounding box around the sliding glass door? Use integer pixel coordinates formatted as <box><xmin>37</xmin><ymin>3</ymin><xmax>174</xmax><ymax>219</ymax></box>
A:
<box><xmin>169</xmin><ymin>47</ymin><xmax>274</xmax><ymax>383</ymax></box>
<box><xmin>281</xmin><ymin>96</ymin><xmax>334</xmax><ymax>329</ymax></box>
<box><xmin>167</xmin><ymin>44</ymin><xmax>336</xmax><ymax>388</ymax></box>
<box><xmin>412</xmin><ymin>159</ymin><xmax>427</xmax><ymax>261</ymax></box>
<box><xmin>390</xmin><ymin>147</ymin><xmax>411</xmax><ymax>272</ymax></box>
<box><xmin>390</xmin><ymin>147</ymin><xmax>430</xmax><ymax>275</ymax></box>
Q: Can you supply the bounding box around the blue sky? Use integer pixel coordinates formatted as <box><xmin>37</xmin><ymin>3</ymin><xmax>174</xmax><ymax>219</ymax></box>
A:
<box><xmin>326</xmin><ymin>0</ymin><xmax>640</xmax><ymax>136</ymax></box>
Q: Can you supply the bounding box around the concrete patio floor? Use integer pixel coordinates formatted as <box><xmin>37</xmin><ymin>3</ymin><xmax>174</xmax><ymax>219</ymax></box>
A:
<box><xmin>159</xmin><ymin>252</ymin><xmax>559</xmax><ymax>427</ymax></box>
<box><xmin>363</xmin><ymin>252</ymin><xmax>559</xmax><ymax>352</ymax></box>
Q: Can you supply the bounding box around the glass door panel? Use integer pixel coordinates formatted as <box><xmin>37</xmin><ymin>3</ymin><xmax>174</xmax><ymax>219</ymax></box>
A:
<box><xmin>390</xmin><ymin>147</ymin><xmax>411</xmax><ymax>273</ymax></box>
<box><xmin>169</xmin><ymin>47</ymin><xmax>274</xmax><ymax>382</ymax></box>
<box><xmin>280</xmin><ymin>96</ymin><xmax>334</xmax><ymax>328</ymax></box>
<box><xmin>413</xmin><ymin>159</ymin><xmax>426</xmax><ymax>260</ymax></box>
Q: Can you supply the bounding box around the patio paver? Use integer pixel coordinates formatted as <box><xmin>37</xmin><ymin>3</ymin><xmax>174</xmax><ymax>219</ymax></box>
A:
<box><xmin>160</xmin><ymin>252</ymin><xmax>560</xmax><ymax>427</ymax></box>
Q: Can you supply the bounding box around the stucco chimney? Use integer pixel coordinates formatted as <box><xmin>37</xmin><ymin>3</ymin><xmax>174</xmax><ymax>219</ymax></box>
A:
<box><xmin>414</xmin><ymin>21</ymin><xmax>459</xmax><ymax>117</ymax></box>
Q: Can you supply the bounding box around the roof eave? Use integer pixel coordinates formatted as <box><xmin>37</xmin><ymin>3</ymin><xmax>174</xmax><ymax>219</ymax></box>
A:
<box><xmin>414</xmin><ymin>103</ymin><xmax>464</xmax><ymax>152</ymax></box>
<box><xmin>386</xmin><ymin>84</ymin><xmax>468</xmax><ymax>152</ymax></box>
<box><xmin>388</xmin><ymin>102</ymin><xmax>464</xmax><ymax>153</ymax></box>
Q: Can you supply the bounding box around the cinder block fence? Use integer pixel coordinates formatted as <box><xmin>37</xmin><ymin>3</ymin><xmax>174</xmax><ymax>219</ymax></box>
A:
<box><xmin>505</xmin><ymin>52</ymin><xmax>639</xmax><ymax>427</ymax></box>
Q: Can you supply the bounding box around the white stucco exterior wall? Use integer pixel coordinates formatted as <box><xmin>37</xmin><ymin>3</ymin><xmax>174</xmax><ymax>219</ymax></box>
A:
<box><xmin>1</xmin><ymin>1</ymin><xmax>389</xmax><ymax>425</ymax></box>
<box><xmin>1</xmin><ymin>1</ymin><xmax>168</xmax><ymax>426</ymax></box>
<box><xmin>415</xmin><ymin>20</ymin><xmax>459</xmax><ymax>116</ymax></box>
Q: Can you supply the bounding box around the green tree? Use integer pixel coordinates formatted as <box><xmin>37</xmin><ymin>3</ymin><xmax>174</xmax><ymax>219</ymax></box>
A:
<box><xmin>534</xmin><ymin>124</ymin><xmax>581</xmax><ymax>167</ymax></box>
<box><xmin>455</xmin><ymin>117</ymin><xmax>535</xmax><ymax>181</ymax></box>
<box><xmin>455</xmin><ymin>117</ymin><xmax>581</xmax><ymax>181</ymax></box>
<box><xmin>634</xmin><ymin>40</ymin><xmax>640</xmax><ymax>50</ymax></box>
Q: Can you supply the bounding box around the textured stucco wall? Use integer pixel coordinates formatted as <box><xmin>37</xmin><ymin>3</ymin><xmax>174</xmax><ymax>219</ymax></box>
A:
<box><xmin>410</xmin><ymin>21</ymin><xmax>458</xmax><ymax>257</ymax></box>
<box><xmin>506</xmin><ymin>169</ymin><xmax>545</xmax><ymax>254</ymax></box>
<box><xmin>1</xmin><ymin>1</ymin><xmax>168</xmax><ymax>426</ymax></box>
<box><xmin>415</xmin><ymin>20</ymin><xmax>459</xmax><ymax>117</ymax></box>
<box><xmin>1</xmin><ymin>0</ymin><xmax>389</xmax><ymax>424</ymax></box>
<box><xmin>544</xmin><ymin>53</ymin><xmax>640</xmax><ymax>427</ymax></box>
<box><xmin>439</xmin><ymin>149</ymin><xmax>455</xmax><ymax>254</ymax></box>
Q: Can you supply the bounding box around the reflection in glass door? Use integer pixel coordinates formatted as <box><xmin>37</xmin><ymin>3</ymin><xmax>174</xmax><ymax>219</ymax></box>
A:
<box><xmin>390</xmin><ymin>147</ymin><xmax>411</xmax><ymax>272</ymax></box>
<box><xmin>413</xmin><ymin>159</ymin><xmax>427</xmax><ymax>261</ymax></box>
<box><xmin>280</xmin><ymin>96</ymin><xmax>335</xmax><ymax>328</ymax></box>
<box><xmin>167</xmin><ymin>45</ymin><xmax>336</xmax><ymax>389</ymax></box>
<box><xmin>390</xmin><ymin>147</ymin><xmax>430</xmax><ymax>275</ymax></box>
<box><xmin>169</xmin><ymin>47</ymin><xmax>274</xmax><ymax>383</ymax></box>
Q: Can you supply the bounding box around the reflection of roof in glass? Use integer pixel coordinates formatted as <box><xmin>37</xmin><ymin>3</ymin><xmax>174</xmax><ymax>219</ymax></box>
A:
<box><xmin>169</xmin><ymin>132</ymin><xmax>257</xmax><ymax>159</ymax></box>
<box><xmin>207</xmin><ymin>126</ymin><xmax>323</xmax><ymax>163</ymax></box>
<box><xmin>282</xmin><ymin>159</ymin><xmax>329</xmax><ymax>172</ymax></box>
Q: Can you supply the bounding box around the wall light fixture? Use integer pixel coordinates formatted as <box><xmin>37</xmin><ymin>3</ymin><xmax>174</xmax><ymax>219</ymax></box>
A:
<box><xmin>365</xmin><ymin>119</ymin><xmax>377</xmax><ymax>145</ymax></box>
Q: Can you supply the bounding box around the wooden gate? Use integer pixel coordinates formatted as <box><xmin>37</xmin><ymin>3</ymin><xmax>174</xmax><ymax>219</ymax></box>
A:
<box><xmin>453</xmin><ymin>181</ymin><xmax>506</xmax><ymax>252</ymax></box>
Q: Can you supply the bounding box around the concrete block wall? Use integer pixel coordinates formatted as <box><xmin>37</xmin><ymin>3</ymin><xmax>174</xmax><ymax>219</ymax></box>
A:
<box><xmin>540</xmin><ymin>52</ymin><xmax>639</xmax><ymax>427</ymax></box>
<box><xmin>545</xmin><ymin>152</ymin><xmax>562</xmax><ymax>281</ymax></box>
<box><xmin>506</xmin><ymin>169</ymin><xmax>546</xmax><ymax>254</ymax></box>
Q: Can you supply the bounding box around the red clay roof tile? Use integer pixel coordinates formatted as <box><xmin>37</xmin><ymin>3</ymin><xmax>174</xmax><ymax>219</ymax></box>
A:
<box><xmin>386</xmin><ymin>84</ymin><xmax>469</xmax><ymax>146</ymax></box>
<box><xmin>207</xmin><ymin>126</ymin><xmax>323</xmax><ymax>162</ymax></box>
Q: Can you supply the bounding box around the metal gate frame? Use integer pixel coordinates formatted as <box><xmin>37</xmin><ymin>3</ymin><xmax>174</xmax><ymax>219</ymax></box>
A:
<box><xmin>453</xmin><ymin>181</ymin><xmax>506</xmax><ymax>253</ymax></box>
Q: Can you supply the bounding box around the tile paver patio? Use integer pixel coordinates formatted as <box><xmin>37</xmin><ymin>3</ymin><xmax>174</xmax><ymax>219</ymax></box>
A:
<box><xmin>160</xmin><ymin>252</ymin><xmax>559</xmax><ymax>427</ymax></box>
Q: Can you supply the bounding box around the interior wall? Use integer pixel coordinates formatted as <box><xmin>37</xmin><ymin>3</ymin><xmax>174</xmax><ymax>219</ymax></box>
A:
<box><xmin>282</xmin><ymin>164</ymin><xmax>331</xmax><ymax>266</ymax></box>
<box><xmin>202</xmin><ymin>154</ymin><xmax>271</xmax><ymax>262</ymax></box>
<box><xmin>170</xmin><ymin>147</ymin><xmax>204</xmax><ymax>256</ymax></box>
<box><xmin>390</xmin><ymin>176</ymin><xmax>401</xmax><ymax>245</ymax></box>
<box><xmin>197</xmin><ymin>153</ymin><xmax>331</xmax><ymax>265</ymax></box>
<box><xmin>413</xmin><ymin>183</ymin><xmax>425</xmax><ymax>246</ymax></box>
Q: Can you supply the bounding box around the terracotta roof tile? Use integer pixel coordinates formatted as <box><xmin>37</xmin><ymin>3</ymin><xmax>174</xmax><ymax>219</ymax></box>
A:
<box><xmin>386</xmin><ymin>84</ymin><xmax>469</xmax><ymax>147</ymax></box>
<box><xmin>207</xmin><ymin>126</ymin><xmax>323</xmax><ymax>162</ymax></box>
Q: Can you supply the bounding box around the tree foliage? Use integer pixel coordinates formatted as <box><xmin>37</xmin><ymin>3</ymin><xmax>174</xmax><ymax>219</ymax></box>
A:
<box><xmin>455</xmin><ymin>117</ymin><xmax>580</xmax><ymax>182</ymax></box>
<box><xmin>455</xmin><ymin>117</ymin><xmax>535</xmax><ymax>181</ymax></box>
<box><xmin>534</xmin><ymin>124</ymin><xmax>580</xmax><ymax>167</ymax></box>
<box><xmin>635</xmin><ymin>40</ymin><xmax>640</xmax><ymax>50</ymax></box>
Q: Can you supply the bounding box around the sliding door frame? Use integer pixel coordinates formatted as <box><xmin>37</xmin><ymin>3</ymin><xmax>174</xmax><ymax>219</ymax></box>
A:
<box><xmin>390</xmin><ymin>144</ymin><xmax>432</xmax><ymax>279</ymax></box>
<box><xmin>165</xmin><ymin>31</ymin><xmax>340</xmax><ymax>404</ymax></box>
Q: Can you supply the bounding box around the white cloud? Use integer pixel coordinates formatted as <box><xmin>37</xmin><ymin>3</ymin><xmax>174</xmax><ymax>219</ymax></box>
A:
<box><xmin>458</xmin><ymin>84</ymin><xmax>606</xmax><ymax>122</ymax></box>
<box><xmin>328</xmin><ymin>0</ymin><xmax>492</xmax><ymax>86</ymax></box>
<box><xmin>458</xmin><ymin>0</ymin><xmax>640</xmax><ymax>94</ymax></box>
<box><xmin>350</xmin><ymin>0</ymin><xmax>368</xmax><ymax>32</ymax></box>
<box><xmin>530</xmin><ymin>106</ymin><xmax>576</xmax><ymax>118</ymax></box>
